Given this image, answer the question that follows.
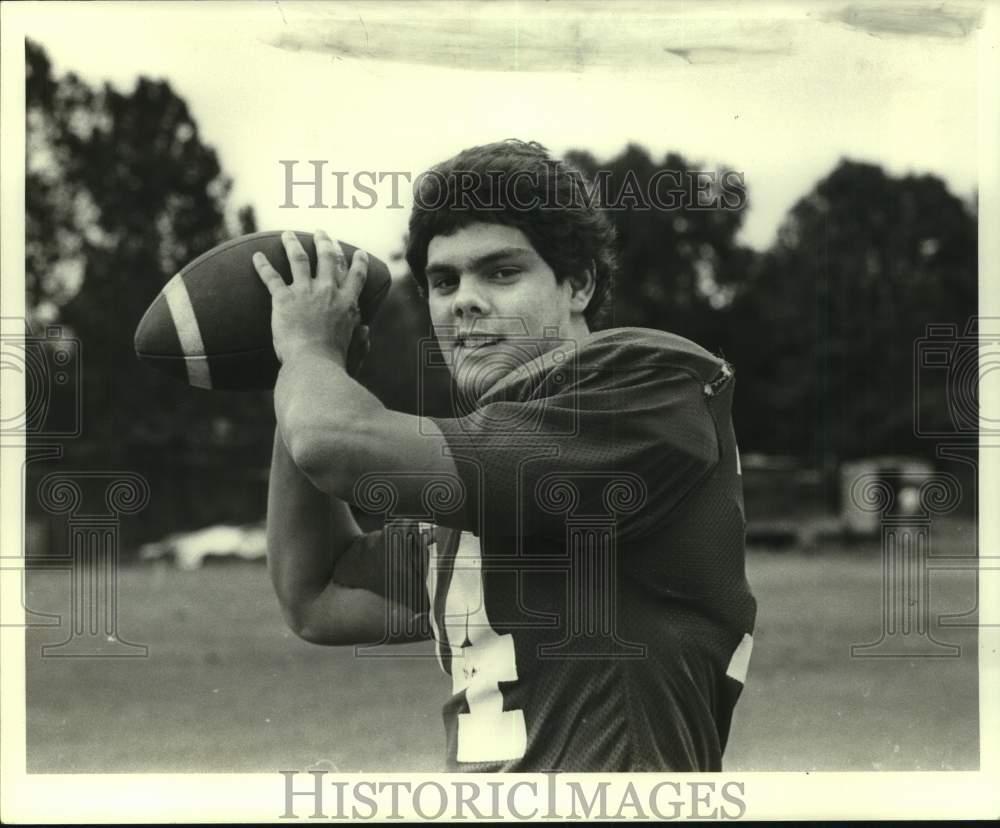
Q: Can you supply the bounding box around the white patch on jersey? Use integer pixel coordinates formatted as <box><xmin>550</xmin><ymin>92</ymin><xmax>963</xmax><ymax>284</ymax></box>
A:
<box><xmin>726</xmin><ymin>633</ymin><xmax>753</xmax><ymax>684</ymax></box>
<box><xmin>419</xmin><ymin>521</ymin><xmax>445</xmax><ymax>673</ymax></box>
<box><xmin>441</xmin><ymin>531</ymin><xmax>527</xmax><ymax>763</ymax></box>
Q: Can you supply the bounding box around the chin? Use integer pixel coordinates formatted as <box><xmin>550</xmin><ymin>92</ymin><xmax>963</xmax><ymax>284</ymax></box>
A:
<box><xmin>451</xmin><ymin>361</ymin><xmax>508</xmax><ymax>410</ymax></box>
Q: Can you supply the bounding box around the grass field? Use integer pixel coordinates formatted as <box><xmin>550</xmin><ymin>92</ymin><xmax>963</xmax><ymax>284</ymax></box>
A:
<box><xmin>24</xmin><ymin>531</ymin><xmax>979</xmax><ymax>773</ymax></box>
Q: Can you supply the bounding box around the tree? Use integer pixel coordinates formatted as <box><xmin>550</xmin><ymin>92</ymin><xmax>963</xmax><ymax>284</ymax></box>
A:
<box><xmin>565</xmin><ymin>143</ymin><xmax>754</xmax><ymax>356</ymax></box>
<box><xmin>732</xmin><ymin>159</ymin><xmax>977</xmax><ymax>465</ymax></box>
<box><xmin>26</xmin><ymin>40</ymin><xmax>270</xmax><ymax>543</ymax></box>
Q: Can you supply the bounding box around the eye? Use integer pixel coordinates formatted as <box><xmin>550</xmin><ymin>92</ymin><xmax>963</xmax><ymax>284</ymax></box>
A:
<box><xmin>431</xmin><ymin>275</ymin><xmax>458</xmax><ymax>293</ymax></box>
<box><xmin>492</xmin><ymin>266</ymin><xmax>521</xmax><ymax>280</ymax></box>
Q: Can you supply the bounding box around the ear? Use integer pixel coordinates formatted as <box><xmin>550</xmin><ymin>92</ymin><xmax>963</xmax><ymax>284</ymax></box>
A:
<box><xmin>567</xmin><ymin>260</ymin><xmax>597</xmax><ymax>314</ymax></box>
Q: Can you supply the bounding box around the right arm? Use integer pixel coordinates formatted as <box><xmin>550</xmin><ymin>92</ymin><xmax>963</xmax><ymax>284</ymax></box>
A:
<box><xmin>266</xmin><ymin>428</ymin><xmax>428</xmax><ymax>646</ymax></box>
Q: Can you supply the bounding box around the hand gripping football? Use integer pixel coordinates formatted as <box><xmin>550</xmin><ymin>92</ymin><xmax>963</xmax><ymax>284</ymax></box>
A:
<box><xmin>133</xmin><ymin>231</ymin><xmax>391</xmax><ymax>391</ymax></box>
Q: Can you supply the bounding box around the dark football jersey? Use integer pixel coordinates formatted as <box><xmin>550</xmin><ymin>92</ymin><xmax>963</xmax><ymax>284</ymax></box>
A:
<box><xmin>377</xmin><ymin>327</ymin><xmax>755</xmax><ymax>772</ymax></box>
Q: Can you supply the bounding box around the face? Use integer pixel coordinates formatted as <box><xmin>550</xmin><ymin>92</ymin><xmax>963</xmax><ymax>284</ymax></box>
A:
<box><xmin>425</xmin><ymin>222</ymin><xmax>592</xmax><ymax>400</ymax></box>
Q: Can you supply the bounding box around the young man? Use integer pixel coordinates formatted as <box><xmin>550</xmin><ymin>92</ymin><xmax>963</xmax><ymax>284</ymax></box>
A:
<box><xmin>253</xmin><ymin>140</ymin><xmax>756</xmax><ymax>772</ymax></box>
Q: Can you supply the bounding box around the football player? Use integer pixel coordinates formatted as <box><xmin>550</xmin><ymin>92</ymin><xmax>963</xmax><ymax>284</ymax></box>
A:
<box><xmin>253</xmin><ymin>140</ymin><xmax>756</xmax><ymax>771</ymax></box>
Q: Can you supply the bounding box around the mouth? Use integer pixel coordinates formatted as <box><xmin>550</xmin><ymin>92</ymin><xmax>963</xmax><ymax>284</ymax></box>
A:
<box><xmin>455</xmin><ymin>335</ymin><xmax>505</xmax><ymax>351</ymax></box>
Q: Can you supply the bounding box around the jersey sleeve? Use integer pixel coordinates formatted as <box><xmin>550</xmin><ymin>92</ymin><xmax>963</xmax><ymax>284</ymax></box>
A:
<box><xmin>429</xmin><ymin>330</ymin><xmax>723</xmax><ymax>542</ymax></box>
<box><xmin>337</xmin><ymin>520</ymin><xmax>433</xmax><ymax>618</ymax></box>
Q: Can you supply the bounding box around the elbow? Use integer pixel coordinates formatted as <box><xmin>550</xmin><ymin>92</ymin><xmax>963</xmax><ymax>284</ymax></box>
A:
<box><xmin>272</xmin><ymin>587</ymin><xmax>312</xmax><ymax>641</ymax></box>
<box><xmin>267</xmin><ymin>553</ymin><xmax>334</xmax><ymax>645</ymax></box>
<box><xmin>284</xmin><ymin>424</ymin><xmax>357</xmax><ymax>497</ymax></box>
<box><xmin>280</xmin><ymin>601</ymin><xmax>336</xmax><ymax>646</ymax></box>
<box><xmin>284</xmin><ymin>426</ymin><xmax>325</xmax><ymax>478</ymax></box>
<box><xmin>290</xmin><ymin>620</ymin><xmax>330</xmax><ymax>646</ymax></box>
<box><xmin>281</xmin><ymin>607</ymin><xmax>311</xmax><ymax>642</ymax></box>
<box><xmin>281</xmin><ymin>401</ymin><xmax>387</xmax><ymax>498</ymax></box>
<box><xmin>274</xmin><ymin>372</ymin><xmax>388</xmax><ymax>495</ymax></box>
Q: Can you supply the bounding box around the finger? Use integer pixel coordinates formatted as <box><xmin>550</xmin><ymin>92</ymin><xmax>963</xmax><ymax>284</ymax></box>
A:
<box><xmin>346</xmin><ymin>325</ymin><xmax>371</xmax><ymax>376</ymax></box>
<box><xmin>347</xmin><ymin>323</ymin><xmax>368</xmax><ymax>348</ymax></box>
<box><xmin>342</xmin><ymin>249</ymin><xmax>369</xmax><ymax>306</ymax></box>
<box><xmin>281</xmin><ymin>230</ymin><xmax>312</xmax><ymax>288</ymax></box>
<box><xmin>314</xmin><ymin>229</ymin><xmax>347</xmax><ymax>289</ymax></box>
<box><xmin>252</xmin><ymin>252</ymin><xmax>286</xmax><ymax>295</ymax></box>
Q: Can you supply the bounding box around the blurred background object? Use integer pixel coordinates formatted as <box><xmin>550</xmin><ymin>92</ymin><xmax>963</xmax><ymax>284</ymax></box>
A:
<box><xmin>138</xmin><ymin>523</ymin><xmax>267</xmax><ymax>570</ymax></box>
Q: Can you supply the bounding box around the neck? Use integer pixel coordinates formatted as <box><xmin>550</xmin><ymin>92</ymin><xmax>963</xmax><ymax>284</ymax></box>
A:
<box><xmin>565</xmin><ymin>315</ymin><xmax>591</xmax><ymax>345</ymax></box>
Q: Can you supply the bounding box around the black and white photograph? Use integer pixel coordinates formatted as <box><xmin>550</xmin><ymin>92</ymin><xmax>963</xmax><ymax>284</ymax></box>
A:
<box><xmin>1</xmin><ymin>0</ymin><xmax>998</xmax><ymax>821</ymax></box>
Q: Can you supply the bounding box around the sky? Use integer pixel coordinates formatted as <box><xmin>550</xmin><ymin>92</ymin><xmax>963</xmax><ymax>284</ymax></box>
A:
<box><xmin>17</xmin><ymin>0</ymin><xmax>983</xmax><ymax>274</ymax></box>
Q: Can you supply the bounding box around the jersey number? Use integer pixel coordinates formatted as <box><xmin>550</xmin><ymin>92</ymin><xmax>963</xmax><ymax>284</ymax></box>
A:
<box><xmin>427</xmin><ymin>530</ymin><xmax>527</xmax><ymax>763</ymax></box>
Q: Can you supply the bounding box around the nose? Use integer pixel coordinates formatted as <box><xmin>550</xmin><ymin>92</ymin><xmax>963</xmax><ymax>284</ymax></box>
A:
<box><xmin>450</xmin><ymin>276</ymin><xmax>489</xmax><ymax>320</ymax></box>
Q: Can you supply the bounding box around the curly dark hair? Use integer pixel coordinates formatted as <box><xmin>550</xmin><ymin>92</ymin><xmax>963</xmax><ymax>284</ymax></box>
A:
<box><xmin>405</xmin><ymin>140</ymin><xmax>617</xmax><ymax>328</ymax></box>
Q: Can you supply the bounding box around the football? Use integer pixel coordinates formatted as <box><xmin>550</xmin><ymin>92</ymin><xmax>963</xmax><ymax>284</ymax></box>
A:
<box><xmin>134</xmin><ymin>231</ymin><xmax>392</xmax><ymax>391</ymax></box>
